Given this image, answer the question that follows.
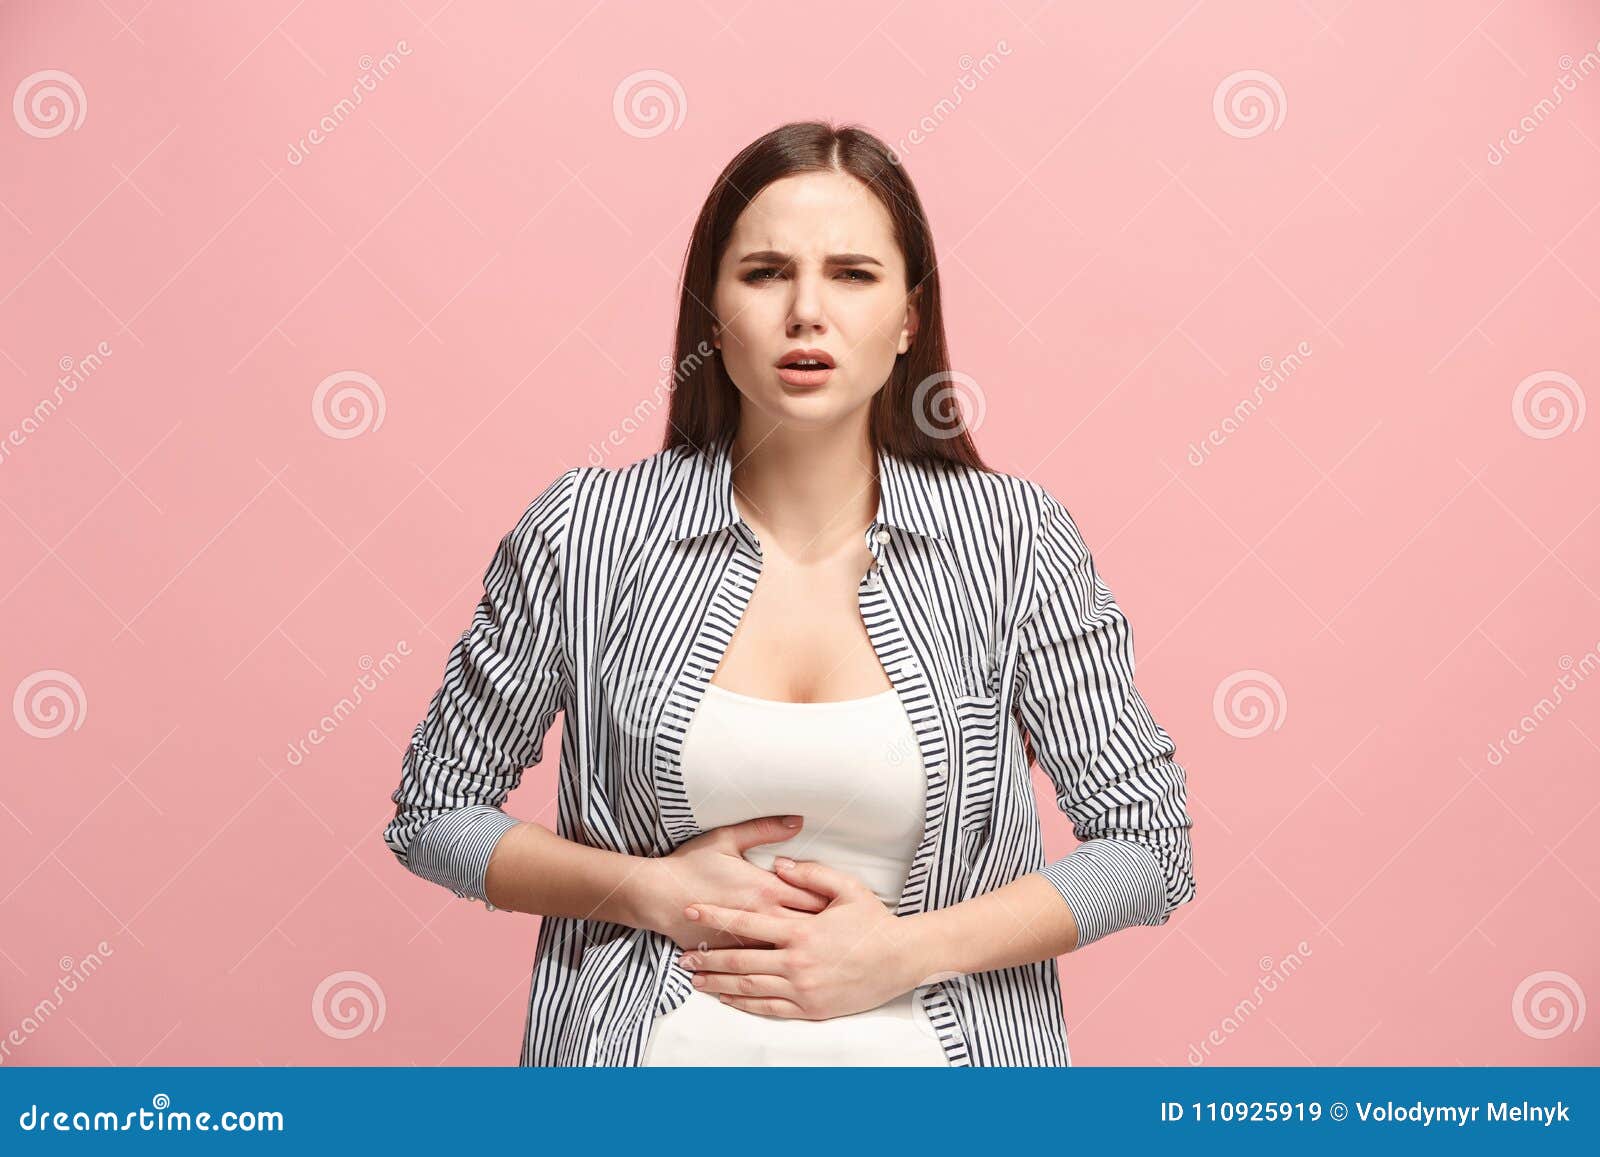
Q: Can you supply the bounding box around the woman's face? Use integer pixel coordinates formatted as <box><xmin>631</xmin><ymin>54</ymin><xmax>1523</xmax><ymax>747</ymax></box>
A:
<box><xmin>711</xmin><ymin>170</ymin><xmax>918</xmax><ymax>431</ymax></box>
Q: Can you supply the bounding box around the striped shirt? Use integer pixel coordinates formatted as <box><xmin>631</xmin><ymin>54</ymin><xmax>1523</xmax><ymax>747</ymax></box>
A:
<box><xmin>383</xmin><ymin>433</ymin><xmax>1196</xmax><ymax>1066</ymax></box>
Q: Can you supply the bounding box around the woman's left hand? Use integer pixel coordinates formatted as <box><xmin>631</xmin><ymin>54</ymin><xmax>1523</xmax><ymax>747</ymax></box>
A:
<box><xmin>678</xmin><ymin>856</ymin><xmax>924</xmax><ymax>1019</ymax></box>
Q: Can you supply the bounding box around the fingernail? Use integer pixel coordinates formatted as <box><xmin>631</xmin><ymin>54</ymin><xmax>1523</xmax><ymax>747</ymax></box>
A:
<box><xmin>684</xmin><ymin>906</ymin><xmax>699</xmax><ymax>920</ymax></box>
<box><xmin>774</xmin><ymin>856</ymin><xmax>795</xmax><ymax>869</ymax></box>
<box><xmin>782</xmin><ymin>815</ymin><xmax>802</xmax><ymax>827</ymax></box>
<box><xmin>692</xmin><ymin>975</ymin><xmax>705</xmax><ymax>987</ymax></box>
<box><xmin>681</xmin><ymin>954</ymin><xmax>698</xmax><ymax>968</ymax></box>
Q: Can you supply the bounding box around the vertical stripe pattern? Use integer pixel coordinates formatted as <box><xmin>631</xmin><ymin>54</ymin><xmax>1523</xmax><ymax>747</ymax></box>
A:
<box><xmin>383</xmin><ymin>433</ymin><xmax>1196</xmax><ymax>1066</ymax></box>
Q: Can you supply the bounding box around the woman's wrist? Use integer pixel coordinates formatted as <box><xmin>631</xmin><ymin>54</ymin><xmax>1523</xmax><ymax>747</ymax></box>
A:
<box><xmin>894</xmin><ymin>909</ymin><xmax>956</xmax><ymax>992</ymax></box>
<box><xmin>616</xmin><ymin>855</ymin><xmax>669</xmax><ymax>933</ymax></box>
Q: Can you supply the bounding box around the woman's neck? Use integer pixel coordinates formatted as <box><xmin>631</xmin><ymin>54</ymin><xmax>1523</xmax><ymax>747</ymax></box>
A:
<box><xmin>728</xmin><ymin>425</ymin><xmax>878</xmax><ymax>560</ymax></box>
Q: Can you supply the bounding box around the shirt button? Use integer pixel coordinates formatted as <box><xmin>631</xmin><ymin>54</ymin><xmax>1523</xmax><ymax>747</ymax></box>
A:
<box><xmin>874</xmin><ymin>529</ymin><xmax>891</xmax><ymax>544</ymax></box>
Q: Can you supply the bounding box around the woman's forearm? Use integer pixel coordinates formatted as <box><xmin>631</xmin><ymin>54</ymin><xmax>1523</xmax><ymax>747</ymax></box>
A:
<box><xmin>483</xmin><ymin>821</ymin><xmax>659</xmax><ymax>927</ymax></box>
<box><xmin>898</xmin><ymin>872</ymin><xmax>1081</xmax><ymax>983</ymax></box>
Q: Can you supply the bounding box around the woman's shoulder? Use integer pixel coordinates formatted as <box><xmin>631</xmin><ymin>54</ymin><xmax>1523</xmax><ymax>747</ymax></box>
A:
<box><xmin>513</xmin><ymin>443</ymin><xmax>708</xmax><ymax>546</ymax></box>
<box><xmin>906</xmin><ymin>452</ymin><xmax>1075</xmax><ymax>542</ymax></box>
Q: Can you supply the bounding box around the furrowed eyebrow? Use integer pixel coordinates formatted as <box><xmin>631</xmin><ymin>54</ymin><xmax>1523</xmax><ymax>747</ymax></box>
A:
<box><xmin>736</xmin><ymin>250</ymin><xmax>883</xmax><ymax>267</ymax></box>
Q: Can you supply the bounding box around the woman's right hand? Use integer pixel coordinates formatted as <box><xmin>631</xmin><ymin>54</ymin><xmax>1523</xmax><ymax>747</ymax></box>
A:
<box><xmin>630</xmin><ymin>815</ymin><xmax>829</xmax><ymax>951</ymax></box>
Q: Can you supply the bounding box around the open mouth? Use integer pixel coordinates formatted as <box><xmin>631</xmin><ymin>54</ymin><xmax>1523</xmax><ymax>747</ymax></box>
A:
<box><xmin>776</xmin><ymin>349</ymin><xmax>836</xmax><ymax>386</ymax></box>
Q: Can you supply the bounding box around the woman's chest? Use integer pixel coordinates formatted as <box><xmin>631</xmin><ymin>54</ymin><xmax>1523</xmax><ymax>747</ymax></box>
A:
<box><xmin>708</xmin><ymin>547</ymin><xmax>891</xmax><ymax>701</ymax></box>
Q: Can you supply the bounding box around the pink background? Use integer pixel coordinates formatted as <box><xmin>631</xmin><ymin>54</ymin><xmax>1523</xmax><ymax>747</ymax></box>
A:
<box><xmin>2</xmin><ymin>1</ymin><xmax>1596</xmax><ymax>1067</ymax></box>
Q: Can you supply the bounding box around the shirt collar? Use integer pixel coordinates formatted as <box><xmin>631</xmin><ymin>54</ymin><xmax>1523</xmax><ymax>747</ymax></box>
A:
<box><xmin>667</xmin><ymin>433</ymin><xmax>948</xmax><ymax>544</ymax></box>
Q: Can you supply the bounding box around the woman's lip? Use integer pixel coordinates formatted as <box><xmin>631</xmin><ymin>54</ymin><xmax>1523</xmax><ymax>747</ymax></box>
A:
<box><xmin>776</xmin><ymin>365</ymin><xmax>834</xmax><ymax>387</ymax></box>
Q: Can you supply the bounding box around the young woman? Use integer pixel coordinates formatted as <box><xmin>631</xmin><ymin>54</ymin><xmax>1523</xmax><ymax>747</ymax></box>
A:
<box><xmin>383</xmin><ymin>121</ymin><xmax>1196</xmax><ymax>1067</ymax></box>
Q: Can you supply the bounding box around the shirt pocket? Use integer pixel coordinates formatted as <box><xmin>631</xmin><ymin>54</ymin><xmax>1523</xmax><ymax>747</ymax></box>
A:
<box><xmin>950</xmin><ymin>691</ymin><xmax>1004</xmax><ymax>837</ymax></box>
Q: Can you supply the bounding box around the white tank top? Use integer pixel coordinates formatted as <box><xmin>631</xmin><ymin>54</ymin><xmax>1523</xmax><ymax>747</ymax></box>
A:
<box><xmin>640</xmin><ymin>681</ymin><xmax>950</xmax><ymax>1066</ymax></box>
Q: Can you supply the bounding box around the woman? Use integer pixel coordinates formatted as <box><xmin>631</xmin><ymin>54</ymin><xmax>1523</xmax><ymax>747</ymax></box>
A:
<box><xmin>383</xmin><ymin>121</ymin><xmax>1196</xmax><ymax>1067</ymax></box>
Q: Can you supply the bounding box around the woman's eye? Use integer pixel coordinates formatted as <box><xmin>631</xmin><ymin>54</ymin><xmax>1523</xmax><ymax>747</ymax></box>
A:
<box><xmin>742</xmin><ymin>268</ymin><xmax>877</xmax><ymax>284</ymax></box>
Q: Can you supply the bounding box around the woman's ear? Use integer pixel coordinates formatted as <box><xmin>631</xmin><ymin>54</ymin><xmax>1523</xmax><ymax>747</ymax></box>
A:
<box><xmin>899</xmin><ymin>289</ymin><xmax>921</xmax><ymax>354</ymax></box>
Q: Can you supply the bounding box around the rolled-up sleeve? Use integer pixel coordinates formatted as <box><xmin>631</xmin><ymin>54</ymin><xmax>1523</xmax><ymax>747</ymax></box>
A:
<box><xmin>1014</xmin><ymin>487</ymin><xmax>1196</xmax><ymax>950</ymax></box>
<box><xmin>382</xmin><ymin>467</ymin><xmax>580</xmax><ymax>909</ymax></box>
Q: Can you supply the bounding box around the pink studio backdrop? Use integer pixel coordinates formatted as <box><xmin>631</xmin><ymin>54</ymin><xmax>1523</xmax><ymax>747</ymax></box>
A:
<box><xmin>2</xmin><ymin>1</ymin><xmax>1597</xmax><ymax>1068</ymax></box>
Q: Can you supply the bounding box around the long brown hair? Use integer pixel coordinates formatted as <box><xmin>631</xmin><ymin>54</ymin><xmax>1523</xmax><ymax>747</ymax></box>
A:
<box><xmin>659</xmin><ymin>121</ymin><xmax>1040</xmax><ymax>770</ymax></box>
<box><xmin>659</xmin><ymin>120</ymin><xmax>989</xmax><ymax>473</ymax></box>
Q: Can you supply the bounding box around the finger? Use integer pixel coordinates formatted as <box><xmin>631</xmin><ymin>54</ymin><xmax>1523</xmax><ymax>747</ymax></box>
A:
<box><xmin>682</xmin><ymin>946</ymin><xmax>785</xmax><ymax>975</ymax></box>
<box><xmin>715</xmin><ymin>993</ymin><xmax>803</xmax><ymax>1018</ymax></box>
<box><xmin>774</xmin><ymin>882</ymin><xmax>828</xmax><ymax>912</ymax></box>
<box><xmin>686</xmin><ymin>902</ymin><xmax>793</xmax><ymax>946</ymax></box>
<box><xmin>771</xmin><ymin>856</ymin><xmax>862</xmax><ymax>901</ymax></box>
<box><xmin>692</xmin><ymin>971</ymin><xmax>793</xmax><ymax>999</ymax></box>
<box><xmin>724</xmin><ymin>814</ymin><xmax>805</xmax><ymax>853</ymax></box>
<box><xmin>683</xmin><ymin>933</ymin><xmax>776</xmax><ymax>952</ymax></box>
